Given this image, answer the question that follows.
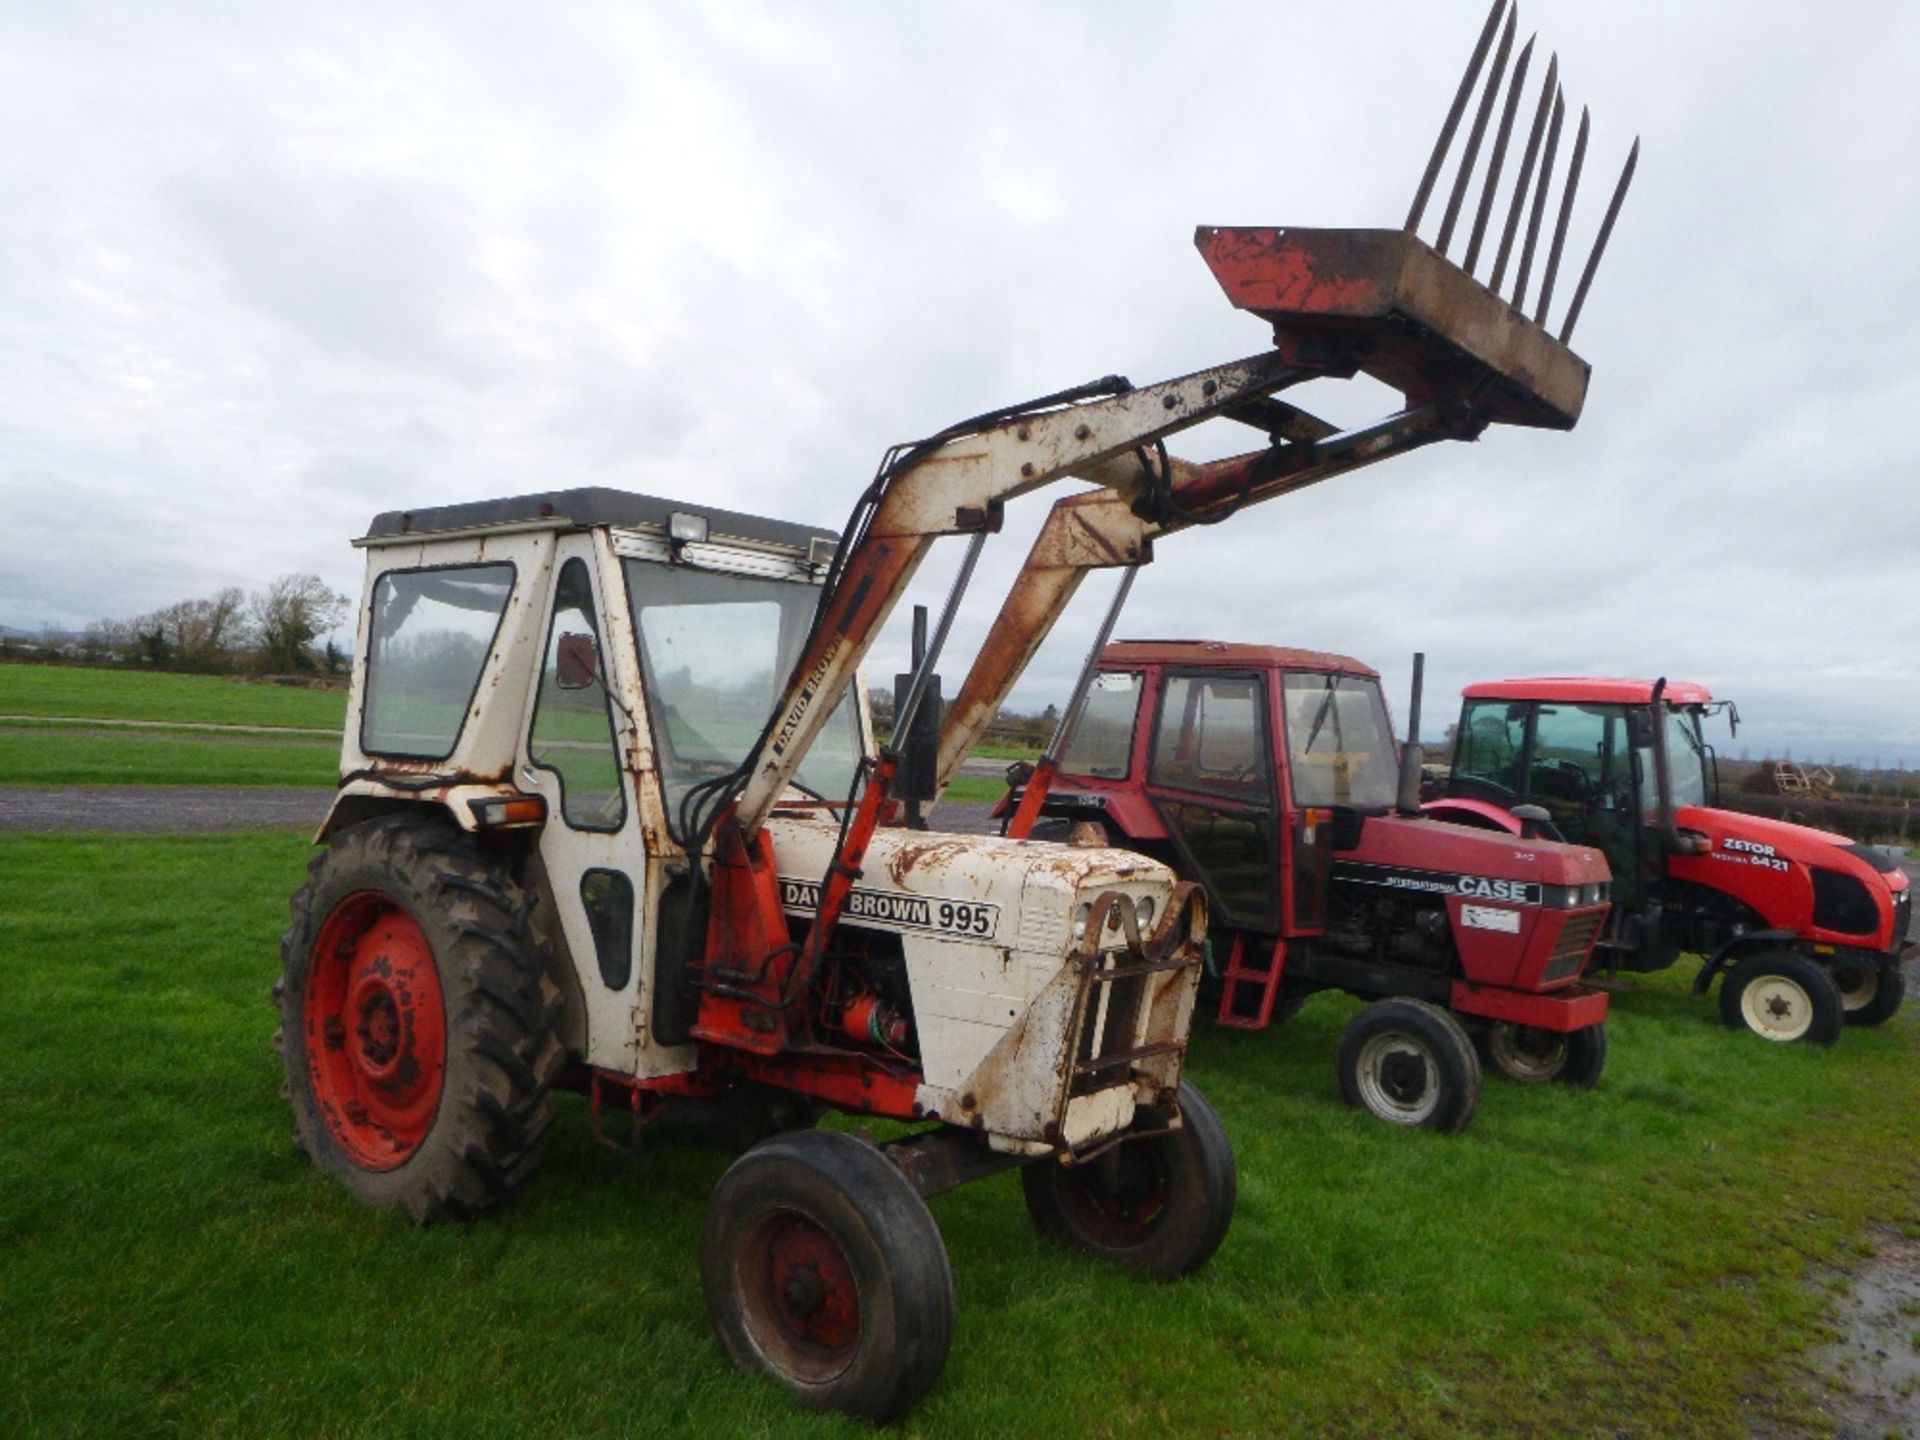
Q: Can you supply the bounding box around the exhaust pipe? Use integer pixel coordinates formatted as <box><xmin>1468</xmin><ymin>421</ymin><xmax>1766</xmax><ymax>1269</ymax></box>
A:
<box><xmin>1397</xmin><ymin>651</ymin><xmax>1426</xmax><ymax>816</ymax></box>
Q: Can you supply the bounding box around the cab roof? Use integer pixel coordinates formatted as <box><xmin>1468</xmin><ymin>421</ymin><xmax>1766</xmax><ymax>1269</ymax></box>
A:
<box><xmin>1464</xmin><ymin>676</ymin><xmax>1716</xmax><ymax>706</ymax></box>
<box><xmin>1103</xmin><ymin>640</ymin><xmax>1376</xmax><ymax>677</ymax></box>
<box><xmin>363</xmin><ymin>486</ymin><xmax>839</xmax><ymax>554</ymax></box>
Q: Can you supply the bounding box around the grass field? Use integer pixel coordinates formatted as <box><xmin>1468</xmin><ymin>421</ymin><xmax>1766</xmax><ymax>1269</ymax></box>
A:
<box><xmin>0</xmin><ymin>663</ymin><xmax>347</xmax><ymax>729</ymax></box>
<box><xmin>0</xmin><ymin>727</ymin><xmax>341</xmax><ymax>787</ymax></box>
<box><xmin>4</xmin><ymin>832</ymin><xmax>1916</xmax><ymax>1437</ymax></box>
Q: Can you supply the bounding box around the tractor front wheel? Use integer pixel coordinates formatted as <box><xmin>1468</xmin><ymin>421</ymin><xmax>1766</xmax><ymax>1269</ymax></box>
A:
<box><xmin>1481</xmin><ymin>1020</ymin><xmax>1607</xmax><ymax>1088</ymax></box>
<box><xmin>1831</xmin><ymin>960</ymin><xmax>1906</xmax><ymax>1028</ymax></box>
<box><xmin>1719</xmin><ymin>950</ymin><xmax>1843</xmax><ymax>1045</ymax></box>
<box><xmin>702</xmin><ymin>1130</ymin><xmax>954</xmax><ymax>1422</ymax></box>
<box><xmin>1020</xmin><ymin>1079</ymin><xmax>1236</xmax><ymax>1280</ymax></box>
<box><xmin>274</xmin><ymin>813</ymin><xmax>564</xmax><ymax>1223</ymax></box>
<box><xmin>1336</xmin><ymin>999</ymin><xmax>1482</xmax><ymax>1132</ymax></box>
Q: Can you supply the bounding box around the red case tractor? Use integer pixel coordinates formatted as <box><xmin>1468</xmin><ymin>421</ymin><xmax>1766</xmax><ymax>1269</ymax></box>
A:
<box><xmin>997</xmin><ymin>643</ymin><xmax>1613</xmax><ymax>1132</ymax></box>
<box><xmin>1427</xmin><ymin>677</ymin><xmax>1911</xmax><ymax>1044</ymax></box>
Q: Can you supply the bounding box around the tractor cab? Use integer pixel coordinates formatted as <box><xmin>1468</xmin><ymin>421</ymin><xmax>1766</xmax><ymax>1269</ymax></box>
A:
<box><xmin>1432</xmin><ymin>677</ymin><xmax>1911</xmax><ymax>1042</ymax></box>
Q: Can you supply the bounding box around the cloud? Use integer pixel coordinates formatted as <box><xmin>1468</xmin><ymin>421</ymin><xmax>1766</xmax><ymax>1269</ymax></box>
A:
<box><xmin>0</xmin><ymin>1</ymin><xmax>1916</xmax><ymax>763</ymax></box>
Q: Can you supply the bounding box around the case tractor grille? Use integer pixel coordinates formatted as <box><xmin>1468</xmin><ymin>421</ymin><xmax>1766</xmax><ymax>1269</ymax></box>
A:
<box><xmin>1542</xmin><ymin>909</ymin><xmax>1605</xmax><ymax>982</ymax></box>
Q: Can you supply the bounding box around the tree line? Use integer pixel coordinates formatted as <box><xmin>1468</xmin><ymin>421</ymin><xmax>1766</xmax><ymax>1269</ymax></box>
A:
<box><xmin>1</xmin><ymin>574</ymin><xmax>351</xmax><ymax>676</ymax></box>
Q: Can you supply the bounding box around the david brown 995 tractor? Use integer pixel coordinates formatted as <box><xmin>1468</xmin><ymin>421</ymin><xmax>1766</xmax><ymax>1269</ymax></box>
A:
<box><xmin>275</xmin><ymin>0</ymin><xmax>1640</xmax><ymax>1416</ymax></box>
<box><xmin>1429</xmin><ymin>677</ymin><xmax>1911</xmax><ymax>1045</ymax></box>
<box><xmin>996</xmin><ymin>645</ymin><xmax>1613</xmax><ymax>1133</ymax></box>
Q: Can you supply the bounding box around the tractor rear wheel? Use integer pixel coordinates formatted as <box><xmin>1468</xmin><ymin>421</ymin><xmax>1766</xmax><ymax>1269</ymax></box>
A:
<box><xmin>1831</xmin><ymin>960</ymin><xmax>1906</xmax><ymax>1028</ymax></box>
<box><xmin>702</xmin><ymin>1130</ymin><xmax>953</xmax><ymax>1422</ymax></box>
<box><xmin>1020</xmin><ymin>1079</ymin><xmax>1236</xmax><ymax>1279</ymax></box>
<box><xmin>1481</xmin><ymin>1021</ymin><xmax>1607</xmax><ymax>1088</ymax></box>
<box><xmin>1719</xmin><ymin>950</ymin><xmax>1843</xmax><ymax>1045</ymax></box>
<box><xmin>1336</xmin><ymin>999</ymin><xmax>1481</xmax><ymax>1132</ymax></box>
<box><xmin>274</xmin><ymin>813</ymin><xmax>564</xmax><ymax>1223</ymax></box>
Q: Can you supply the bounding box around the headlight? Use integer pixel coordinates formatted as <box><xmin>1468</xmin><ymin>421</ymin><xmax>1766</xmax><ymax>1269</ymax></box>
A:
<box><xmin>1071</xmin><ymin>903</ymin><xmax>1092</xmax><ymax>941</ymax></box>
<box><xmin>1134</xmin><ymin>895</ymin><xmax>1156</xmax><ymax>931</ymax></box>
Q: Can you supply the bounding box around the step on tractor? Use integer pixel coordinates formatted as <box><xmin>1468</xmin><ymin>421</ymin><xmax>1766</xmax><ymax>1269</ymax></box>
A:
<box><xmin>996</xmin><ymin>647</ymin><xmax>1613</xmax><ymax>1133</ymax></box>
<box><xmin>275</xmin><ymin>1</ymin><xmax>1638</xmax><ymax>1418</ymax></box>
<box><xmin>1428</xmin><ymin>677</ymin><xmax>1912</xmax><ymax>1045</ymax></box>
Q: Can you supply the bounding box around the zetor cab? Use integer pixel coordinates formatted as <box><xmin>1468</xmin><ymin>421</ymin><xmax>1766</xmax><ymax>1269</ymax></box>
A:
<box><xmin>1430</xmin><ymin>677</ymin><xmax>1911</xmax><ymax>1045</ymax></box>
<box><xmin>999</xmin><ymin>641</ymin><xmax>1613</xmax><ymax>1133</ymax></box>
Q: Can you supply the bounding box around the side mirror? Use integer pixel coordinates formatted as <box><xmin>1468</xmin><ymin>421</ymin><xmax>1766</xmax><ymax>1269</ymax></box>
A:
<box><xmin>556</xmin><ymin>632</ymin><xmax>600</xmax><ymax>690</ymax></box>
<box><xmin>1627</xmin><ymin>708</ymin><xmax>1654</xmax><ymax>748</ymax></box>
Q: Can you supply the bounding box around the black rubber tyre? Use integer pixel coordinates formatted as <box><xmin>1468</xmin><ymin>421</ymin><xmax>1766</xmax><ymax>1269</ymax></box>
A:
<box><xmin>274</xmin><ymin>812</ymin><xmax>565</xmax><ymax>1224</ymax></box>
<box><xmin>702</xmin><ymin>1130</ymin><xmax>954</xmax><ymax>1422</ymax></box>
<box><xmin>1020</xmin><ymin>1079</ymin><xmax>1236</xmax><ymax>1280</ymax></box>
<box><xmin>1831</xmin><ymin>959</ymin><xmax>1906</xmax><ymax>1028</ymax></box>
<box><xmin>1479</xmin><ymin>1020</ymin><xmax>1608</xmax><ymax>1089</ymax></box>
<box><xmin>1719</xmin><ymin>950</ymin><xmax>1844</xmax><ymax>1045</ymax></box>
<box><xmin>1336</xmin><ymin>998</ymin><xmax>1482</xmax><ymax>1132</ymax></box>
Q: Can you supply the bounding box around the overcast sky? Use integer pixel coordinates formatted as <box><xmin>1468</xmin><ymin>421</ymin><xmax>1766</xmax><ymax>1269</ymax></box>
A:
<box><xmin>1</xmin><ymin>2</ymin><xmax>1916</xmax><ymax>764</ymax></box>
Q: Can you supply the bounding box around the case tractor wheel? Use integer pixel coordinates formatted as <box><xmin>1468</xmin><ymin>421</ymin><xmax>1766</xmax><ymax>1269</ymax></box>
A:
<box><xmin>1020</xmin><ymin>1079</ymin><xmax>1236</xmax><ymax>1280</ymax></box>
<box><xmin>274</xmin><ymin>813</ymin><xmax>564</xmax><ymax>1223</ymax></box>
<box><xmin>702</xmin><ymin>1129</ymin><xmax>954</xmax><ymax>1423</ymax></box>
<box><xmin>1830</xmin><ymin>959</ymin><xmax>1906</xmax><ymax>1028</ymax></box>
<box><xmin>1718</xmin><ymin>950</ymin><xmax>1843</xmax><ymax>1046</ymax></box>
<box><xmin>1336</xmin><ymin>999</ymin><xmax>1482</xmax><ymax>1132</ymax></box>
<box><xmin>1481</xmin><ymin>1021</ymin><xmax>1608</xmax><ymax>1089</ymax></box>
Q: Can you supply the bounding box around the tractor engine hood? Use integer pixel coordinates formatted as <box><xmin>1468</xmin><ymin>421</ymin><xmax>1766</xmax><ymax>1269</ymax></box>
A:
<box><xmin>1349</xmin><ymin>811</ymin><xmax>1613</xmax><ymax>891</ymax></box>
<box><xmin>1670</xmin><ymin>805</ymin><xmax>1909</xmax><ymax>950</ymax></box>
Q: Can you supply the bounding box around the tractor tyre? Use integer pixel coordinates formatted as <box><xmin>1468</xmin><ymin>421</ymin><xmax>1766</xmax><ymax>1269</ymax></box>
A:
<box><xmin>702</xmin><ymin>1130</ymin><xmax>954</xmax><ymax>1422</ymax></box>
<box><xmin>1718</xmin><ymin>950</ymin><xmax>1843</xmax><ymax>1046</ymax></box>
<box><xmin>274</xmin><ymin>812</ymin><xmax>565</xmax><ymax>1223</ymax></box>
<box><xmin>1020</xmin><ymin>1079</ymin><xmax>1236</xmax><ymax>1280</ymax></box>
<box><xmin>1480</xmin><ymin>1021</ymin><xmax>1608</xmax><ymax>1089</ymax></box>
<box><xmin>1336</xmin><ymin>999</ymin><xmax>1482</xmax><ymax>1132</ymax></box>
<box><xmin>1831</xmin><ymin>959</ymin><xmax>1906</xmax><ymax>1028</ymax></box>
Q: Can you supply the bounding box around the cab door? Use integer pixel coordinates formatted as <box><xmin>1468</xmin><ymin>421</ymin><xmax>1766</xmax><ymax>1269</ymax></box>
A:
<box><xmin>1522</xmin><ymin>701</ymin><xmax>1646</xmax><ymax>910</ymax></box>
<box><xmin>1142</xmin><ymin>670</ymin><xmax>1282</xmax><ymax>933</ymax></box>
<box><xmin>515</xmin><ymin>535</ymin><xmax>653</xmax><ymax>1075</ymax></box>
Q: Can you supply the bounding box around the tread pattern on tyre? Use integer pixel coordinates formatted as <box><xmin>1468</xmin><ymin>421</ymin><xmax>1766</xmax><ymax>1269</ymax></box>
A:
<box><xmin>702</xmin><ymin>1129</ymin><xmax>954</xmax><ymax>1423</ymax></box>
<box><xmin>1335</xmin><ymin>997</ymin><xmax>1482</xmax><ymax>1133</ymax></box>
<box><xmin>274</xmin><ymin>812</ymin><xmax>565</xmax><ymax>1224</ymax></box>
<box><xmin>1717</xmin><ymin>948</ymin><xmax>1844</xmax><ymax>1048</ymax></box>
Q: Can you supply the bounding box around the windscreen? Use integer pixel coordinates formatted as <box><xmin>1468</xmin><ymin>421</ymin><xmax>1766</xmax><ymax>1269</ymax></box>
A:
<box><xmin>1666</xmin><ymin>708</ymin><xmax>1708</xmax><ymax>808</ymax></box>
<box><xmin>1280</xmin><ymin>672</ymin><xmax>1398</xmax><ymax>809</ymax></box>
<box><xmin>1060</xmin><ymin>671</ymin><xmax>1142</xmax><ymax>778</ymax></box>
<box><xmin>623</xmin><ymin>558</ymin><xmax>861</xmax><ymax>836</ymax></box>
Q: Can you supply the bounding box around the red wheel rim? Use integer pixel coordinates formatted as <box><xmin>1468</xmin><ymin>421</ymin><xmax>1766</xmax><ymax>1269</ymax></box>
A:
<box><xmin>302</xmin><ymin>891</ymin><xmax>447</xmax><ymax>1170</ymax></box>
<box><xmin>1058</xmin><ymin>1144</ymin><xmax>1169</xmax><ymax>1246</ymax></box>
<box><xmin>740</xmin><ymin>1210</ymin><xmax>861</xmax><ymax>1381</ymax></box>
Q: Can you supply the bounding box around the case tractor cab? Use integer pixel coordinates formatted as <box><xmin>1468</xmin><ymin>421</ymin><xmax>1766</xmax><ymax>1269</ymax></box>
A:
<box><xmin>998</xmin><ymin>644</ymin><xmax>1612</xmax><ymax>1133</ymax></box>
<box><xmin>275</xmin><ymin>1</ymin><xmax>1639</xmax><ymax>1418</ymax></box>
<box><xmin>1429</xmin><ymin>677</ymin><xmax>1911</xmax><ymax>1045</ymax></box>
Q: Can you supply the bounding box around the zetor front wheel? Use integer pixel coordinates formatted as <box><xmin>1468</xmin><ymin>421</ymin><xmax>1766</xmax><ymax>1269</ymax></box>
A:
<box><xmin>702</xmin><ymin>1130</ymin><xmax>954</xmax><ymax>1422</ymax></box>
<box><xmin>1021</xmin><ymin>1078</ymin><xmax>1236</xmax><ymax>1280</ymax></box>
<box><xmin>1336</xmin><ymin>999</ymin><xmax>1482</xmax><ymax>1132</ymax></box>
<box><xmin>1719</xmin><ymin>950</ymin><xmax>1843</xmax><ymax>1045</ymax></box>
<box><xmin>1830</xmin><ymin>959</ymin><xmax>1906</xmax><ymax>1027</ymax></box>
<box><xmin>274</xmin><ymin>813</ymin><xmax>564</xmax><ymax>1223</ymax></box>
<box><xmin>1481</xmin><ymin>1021</ymin><xmax>1608</xmax><ymax>1089</ymax></box>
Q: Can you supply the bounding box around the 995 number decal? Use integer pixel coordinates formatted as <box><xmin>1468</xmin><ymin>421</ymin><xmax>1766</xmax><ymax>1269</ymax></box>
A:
<box><xmin>778</xmin><ymin>878</ymin><xmax>1000</xmax><ymax>939</ymax></box>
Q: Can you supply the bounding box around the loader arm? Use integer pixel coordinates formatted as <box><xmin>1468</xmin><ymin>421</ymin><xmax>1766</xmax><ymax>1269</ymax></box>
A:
<box><xmin>929</xmin><ymin>401</ymin><xmax>1460</xmax><ymax>804</ymax></box>
<box><xmin>731</xmin><ymin>351</ymin><xmax>1316</xmax><ymax>837</ymax></box>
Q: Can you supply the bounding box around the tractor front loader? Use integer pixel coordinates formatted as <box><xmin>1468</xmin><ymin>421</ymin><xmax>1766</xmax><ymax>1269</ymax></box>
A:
<box><xmin>275</xmin><ymin>0</ymin><xmax>1639</xmax><ymax>1420</ymax></box>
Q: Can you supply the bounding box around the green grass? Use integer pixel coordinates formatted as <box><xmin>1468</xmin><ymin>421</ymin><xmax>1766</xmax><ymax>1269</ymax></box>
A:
<box><xmin>3</xmin><ymin>833</ymin><xmax>1917</xmax><ymax>1436</ymax></box>
<box><xmin>0</xmin><ymin>728</ymin><xmax>340</xmax><ymax>786</ymax></box>
<box><xmin>0</xmin><ymin>663</ymin><xmax>346</xmax><ymax>729</ymax></box>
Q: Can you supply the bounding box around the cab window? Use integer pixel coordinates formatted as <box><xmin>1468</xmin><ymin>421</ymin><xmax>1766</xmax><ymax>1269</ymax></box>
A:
<box><xmin>1060</xmin><ymin>671</ymin><xmax>1142</xmax><ymax>778</ymax></box>
<box><xmin>1149</xmin><ymin>675</ymin><xmax>1268</xmax><ymax>801</ymax></box>
<box><xmin>529</xmin><ymin>559</ymin><xmax>626</xmax><ymax>831</ymax></box>
<box><xmin>362</xmin><ymin>563</ymin><xmax>515</xmax><ymax>759</ymax></box>
<box><xmin>1453</xmin><ymin>699</ymin><xmax>1529</xmax><ymax>800</ymax></box>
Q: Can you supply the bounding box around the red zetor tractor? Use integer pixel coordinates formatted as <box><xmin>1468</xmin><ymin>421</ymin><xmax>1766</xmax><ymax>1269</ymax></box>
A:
<box><xmin>1428</xmin><ymin>677</ymin><xmax>1912</xmax><ymax>1045</ymax></box>
<box><xmin>997</xmin><ymin>644</ymin><xmax>1614</xmax><ymax>1133</ymax></box>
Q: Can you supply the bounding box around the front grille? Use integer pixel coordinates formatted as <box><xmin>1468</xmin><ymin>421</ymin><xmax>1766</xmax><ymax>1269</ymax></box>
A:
<box><xmin>1069</xmin><ymin>956</ymin><xmax>1151</xmax><ymax>1097</ymax></box>
<box><xmin>1543</xmin><ymin>909</ymin><xmax>1605</xmax><ymax>982</ymax></box>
